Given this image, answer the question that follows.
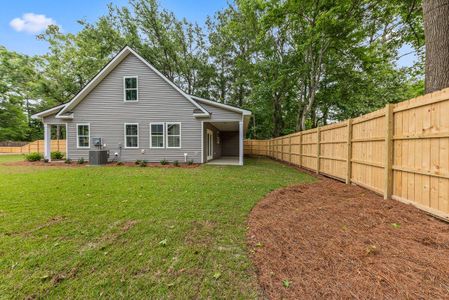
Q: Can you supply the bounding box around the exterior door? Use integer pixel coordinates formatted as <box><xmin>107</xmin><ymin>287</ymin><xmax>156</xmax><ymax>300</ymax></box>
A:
<box><xmin>207</xmin><ymin>129</ymin><xmax>213</xmax><ymax>161</ymax></box>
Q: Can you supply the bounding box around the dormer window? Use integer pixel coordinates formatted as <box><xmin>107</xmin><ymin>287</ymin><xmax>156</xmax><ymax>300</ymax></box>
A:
<box><xmin>124</xmin><ymin>76</ymin><xmax>138</xmax><ymax>101</ymax></box>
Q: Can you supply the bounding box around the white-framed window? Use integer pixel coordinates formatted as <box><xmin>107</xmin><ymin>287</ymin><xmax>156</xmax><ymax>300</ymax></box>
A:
<box><xmin>166</xmin><ymin>122</ymin><xmax>181</xmax><ymax>148</ymax></box>
<box><xmin>124</xmin><ymin>123</ymin><xmax>139</xmax><ymax>148</ymax></box>
<box><xmin>76</xmin><ymin>123</ymin><xmax>90</xmax><ymax>149</ymax></box>
<box><xmin>123</xmin><ymin>76</ymin><xmax>138</xmax><ymax>101</ymax></box>
<box><xmin>150</xmin><ymin>123</ymin><xmax>165</xmax><ymax>148</ymax></box>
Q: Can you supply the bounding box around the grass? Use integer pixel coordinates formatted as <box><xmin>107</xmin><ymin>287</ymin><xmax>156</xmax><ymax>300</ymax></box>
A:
<box><xmin>0</xmin><ymin>156</ymin><xmax>313</xmax><ymax>298</ymax></box>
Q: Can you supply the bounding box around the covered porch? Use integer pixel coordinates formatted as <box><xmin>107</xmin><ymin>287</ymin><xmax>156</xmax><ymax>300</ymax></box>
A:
<box><xmin>43</xmin><ymin>123</ymin><xmax>67</xmax><ymax>161</ymax></box>
<box><xmin>203</xmin><ymin>120</ymin><xmax>244</xmax><ymax>165</ymax></box>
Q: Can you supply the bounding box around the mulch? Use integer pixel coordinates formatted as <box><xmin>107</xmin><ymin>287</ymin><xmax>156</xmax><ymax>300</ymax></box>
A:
<box><xmin>247</xmin><ymin>173</ymin><xmax>449</xmax><ymax>299</ymax></box>
<box><xmin>2</xmin><ymin>161</ymin><xmax>199</xmax><ymax>168</ymax></box>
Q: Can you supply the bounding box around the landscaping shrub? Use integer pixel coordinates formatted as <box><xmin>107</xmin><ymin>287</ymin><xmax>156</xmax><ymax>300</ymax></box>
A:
<box><xmin>139</xmin><ymin>160</ymin><xmax>147</xmax><ymax>167</ymax></box>
<box><xmin>135</xmin><ymin>160</ymin><xmax>142</xmax><ymax>165</ymax></box>
<box><xmin>187</xmin><ymin>159</ymin><xmax>194</xmax><ymax>165</ymax></box>
<box><xmin>43</xmin><ymin>158</ymin><xmax>49</xmax><ymax>163</ymax></box>
<box><xmin>25</xmin><ymin>152</ymin><xmax>42</xmax><ymax>162</ymax></box>
<box><xmin>65</xmin><ymin>159</ymin><xmax>72</xmax><ymax>164</ymax></box>
<box><xmin>116</xmin><ymin>161</ymin><xmax>124</xmax><ymax>166</ymax></box>
<box><xmin>160</xmin><ymin>159</ymin><xmax>168</xmax><ymax>165</ymax></box>
<box><xmin>77</xmin><ymin>157</ymin><xmax>85</xmax><ymax>164</ymax></box>
<box><xmin>173</xmin><ymin>160</ymin><xmax>180</xmax><ymax>167</ymax></box>
<box><xmin>51</xmin><ymin>151</ymin><xmax>64</xmax><ymax>160</ymax></box>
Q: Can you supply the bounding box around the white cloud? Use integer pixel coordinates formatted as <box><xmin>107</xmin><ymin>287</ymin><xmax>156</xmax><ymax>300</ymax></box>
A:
<box><xmin>10</xmin><ymin>13</ymin><xmax>57</xmax><ymax>34</ymax></box>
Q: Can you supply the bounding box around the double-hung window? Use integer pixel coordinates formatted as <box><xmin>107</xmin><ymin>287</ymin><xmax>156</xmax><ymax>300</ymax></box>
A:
<box><xmin>77</xmin><ymin>124</ymin><xmax>90</xmax><ymax>148</ymax></box>
<box><xmin>124</xmin><ymin>123</ymin><xmax>139</xmax><ymax>148</ymax></box>
<box><xmin>124</xmin><ymin>76</ymin><xmax>138</xmax><ymax>101</ymax></box>
<box><xmin>150</xmin><ymin>123</ymin><xmax>164</xmax><ymax>148</ymax></box>
<box><xmin>166</xmin><ymin>123</ymin><xmax>181</xmax><ymax>148</ymax></box>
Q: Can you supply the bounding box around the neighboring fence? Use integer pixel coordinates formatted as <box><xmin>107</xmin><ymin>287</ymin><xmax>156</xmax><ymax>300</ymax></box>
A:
<box><xmin>0</xmin><ymin>140</ymin><xmax>66</xmax><ymax>154</ymax></box>
<box><xmin>245</xmin><ymin>87</ymin><xmax>449</xmax><ymax>220</ymax></box>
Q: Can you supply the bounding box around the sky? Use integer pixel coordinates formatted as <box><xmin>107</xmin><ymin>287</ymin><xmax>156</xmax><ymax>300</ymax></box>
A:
<box><xmin>1</xmin><ymin>0</ymin><xmax>417</xmax><ymax>67</ymax></box>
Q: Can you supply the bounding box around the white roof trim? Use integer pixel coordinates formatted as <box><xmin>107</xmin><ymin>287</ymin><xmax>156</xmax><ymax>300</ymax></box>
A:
<box><xmin>56</xmin><ymin>46</ymin><xmax>209</xmax><ymax>118</ymax></box>
<box><xmin>31</xmin><ymin>104</ymin><xmax>66</xmax><ymax>120</ymax></box>
<box><xmin>190</xmin><ymin>95</ymin><xmax>252</xmax><ymax>116</ymax></box>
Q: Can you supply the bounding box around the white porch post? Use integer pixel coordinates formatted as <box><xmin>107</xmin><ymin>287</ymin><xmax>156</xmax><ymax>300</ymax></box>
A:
<box><xmin>239</xmin><ymin>121</ymin><xmax>244</xmax><ymax>165</ymax></box>
<box><xmin>44</xmin><ymin>123</ymin><xmax>51</xmax><ymax>161</ymax></box>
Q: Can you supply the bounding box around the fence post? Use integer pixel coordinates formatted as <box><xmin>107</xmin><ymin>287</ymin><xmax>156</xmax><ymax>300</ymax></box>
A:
<box><xmin>384</xmin><ymin>104</ymin><xmax>394</xmax><ymax>199</ymax></box>
<box><xmin>346</xmin><ymin>119</ymin><xmax>353</xmax><ymax>184</ymax></box>
<box><xmin>289</xmin><ymin>135</ymin><xmax>292</xmax><ymax>163</ymax></box>
<box><xmin>316</xmin><ymin>127</ymin><xmax>321</xmax><ymax>174</ymax></box>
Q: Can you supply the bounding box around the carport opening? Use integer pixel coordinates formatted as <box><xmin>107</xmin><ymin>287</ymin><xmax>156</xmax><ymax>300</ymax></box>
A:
<box><xmin>203</xmin><ymin>121</ymin><xmax>242</xmax><ymax>165</ymax></box>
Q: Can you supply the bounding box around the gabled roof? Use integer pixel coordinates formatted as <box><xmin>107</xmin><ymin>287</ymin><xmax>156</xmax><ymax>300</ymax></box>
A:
<box><xmin>189</xmin><ymin>95</ymin><xmax>251</xmax><ymax>116</ymax></box>
<box><xmin>55</xmin><ymin>46</ymin><xmax>210</xmax><ymax>118</ymax></box>
<box><xmin>31</xmin><ymin>103</ymin><xmax>66</xmax><ymax>119</ymax></box>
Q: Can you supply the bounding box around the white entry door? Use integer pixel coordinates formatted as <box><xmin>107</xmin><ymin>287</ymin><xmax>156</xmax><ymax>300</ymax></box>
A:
<box><xmin>206</xmin><ymin>129</ymin><xmax>213</xmax><ymax>161</ymax></box>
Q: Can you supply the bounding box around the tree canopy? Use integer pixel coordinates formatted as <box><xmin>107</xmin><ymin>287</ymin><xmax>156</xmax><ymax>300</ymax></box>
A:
<box><xmin>0</xmin><ymin>0</ymin><xmax>424</xmax><ymax>141</ymax></box>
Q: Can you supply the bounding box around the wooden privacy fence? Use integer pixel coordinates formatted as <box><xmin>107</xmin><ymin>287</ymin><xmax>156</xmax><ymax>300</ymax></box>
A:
<box><xmin>245</xmin><ymin>87</ymin><xmax>449</xmax><ymax>220</ymax></box>
<box><xmin>0</xmin><ymin>140</ymin><xmax>66</xmax><ymax>154</ymax></box>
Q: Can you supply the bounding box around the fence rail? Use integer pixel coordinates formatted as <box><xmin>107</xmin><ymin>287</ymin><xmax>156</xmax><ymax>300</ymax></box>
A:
<box><xmin>0</xmin><ymin>140</ymin><xmax>66</xmax><ymax>154</ymax></box>
<box><xmin>244</xmin><ymin>87</ymin><xmax>449</xmax><ymax>220</ymax></box>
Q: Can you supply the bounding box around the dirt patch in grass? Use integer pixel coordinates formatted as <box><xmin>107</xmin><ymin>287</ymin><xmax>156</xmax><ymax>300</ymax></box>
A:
<box><xmin>81</xmin><ymin>220</ymin><xmax>138</xmax><ymax>252</ymax></box>
<box><xmin>248</xmin><ymin>176</ymin><xmax>449</xmax><ymax>299</ymax></box>
<box><xmin>5</xmin><ymin>216</ymin><xmax>67</xmax><ymax>237</ymax></box>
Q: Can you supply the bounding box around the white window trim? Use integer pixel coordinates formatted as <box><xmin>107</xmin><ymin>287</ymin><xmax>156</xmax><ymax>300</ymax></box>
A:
<box><xmin>76</xmin><ymin>123</ymin><xmax>90</xmax><ymax>149</ymax></box>
<box><xmin>123</xmin><ymin>76</ymin><xmax>138</xmax><ymax>102</ymax></box>
<box><xmin>124</xmin><ymin>123</ymin><xmax>139</xmax><ymax>149</ymax></box>
<box><xmin>166</xmin><ymin>122</ymin><xmax>181</xmax><ymax>149</ymax></box>
<box><xmin>150</xmin><ymin>123</ymin><xmax>165</xmax><ymax>149</ymax></box>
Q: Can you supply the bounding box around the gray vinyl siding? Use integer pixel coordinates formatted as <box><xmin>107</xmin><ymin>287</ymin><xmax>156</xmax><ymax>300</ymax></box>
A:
<box><xmin>200</xmin><ymin>103</ymin><xmax>242</xmax><ymax>121</ymax></box>
<box><xmin>66</xmin><ymin>53</ymin><xmax>202</xmax><ymax>162</ymax></box>
<box><xmin>42</xmin><ymin>52</ymin><xmax>245</xmax><ymax>163</ymax></box>
<box><xmin>203</xmin><ymin>123</ymin><xmax>221</xmax><ymax>162</ymax></box>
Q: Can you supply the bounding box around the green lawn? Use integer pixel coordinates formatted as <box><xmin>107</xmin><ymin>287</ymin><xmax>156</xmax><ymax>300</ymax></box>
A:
<box><xmin>0</xmin><ymin>156</ymin><xmax>313</xmax><ymax>299</ymax></box>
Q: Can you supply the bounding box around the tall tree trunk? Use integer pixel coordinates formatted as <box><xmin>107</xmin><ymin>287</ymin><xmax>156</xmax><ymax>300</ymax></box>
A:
<box><xmin>272</xmin><ymin>93</ymin><xmax>283</xmax><ymax>137</ymax></box>
<box><xmin>423</xmin><ymin>0</ymin><xmax>449</xmax><ymax>93</ymax></box>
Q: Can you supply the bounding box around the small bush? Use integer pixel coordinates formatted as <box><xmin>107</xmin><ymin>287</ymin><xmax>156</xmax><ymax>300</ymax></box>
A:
<box><xmin>160</xmin><ymin>159</ymin><xmax>168</xmax><ymax>165</ymax></box>
<box><xmin>135</xmin><ymin>160</ymin><xmax>142</xmax><ymax>165</ymax></box>
<box><xmin>77</xmin><ymin>157</ymin><xmax>85</xmax><ymax>164</ymax></box>
<box><xmin>116</xmin><ymin>161</ymin><xmax>124</xmax><ymax>166</ymax></box>
<box><xmin>187</xmin><ymin>159</ymin><xmax>194</xmax><ymax>165</ymax></box>
<box><xmin>43</xmin><ymin>158</ymin><xmax>49</xmax><ymax>163</ymax></box>
<box><xmin>64</xmin><ymin>159</ymin><xmax>72</xmax><ymax>164</ymax></box>
<box><xmin>139</xmin><ymin>160</ymin><xmax>147</xmax><ymax>167</ymax></box>
<box><xmin>51</xmin><ymin>151</ymin><xmax>64</xmax><ymax>160</ymax></box>
<box><xmin>173</xmin><ymin>160</ymin><xmax>180</xmax><ymax>167</ymax></box>
<box><xmin>25</xmin><ymin>152</ymin><xmax>42</xmax><ymax>162</ymax></box>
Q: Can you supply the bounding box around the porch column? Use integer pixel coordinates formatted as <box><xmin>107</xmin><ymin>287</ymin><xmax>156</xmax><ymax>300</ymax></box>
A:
<box><xmin>44</xmin><ymin>123</ymin><xmax>51</xmax><ymax>161</ymax></box>
<box><xmin>239</xmin><ymin>121</ymin><xmax>243</xmax><ymax>165</ymax></box>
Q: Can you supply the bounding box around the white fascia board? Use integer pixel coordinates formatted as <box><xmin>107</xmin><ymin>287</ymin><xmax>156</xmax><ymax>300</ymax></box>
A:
<box><xmin>190</xmin><ymin>95</ymin><xmax>252</xmax><ymax>116</ymax></box>
<box><xmin>31</xmin><ymin>104</ymin><xmax>66</xmax><ymax>120</ymax></box>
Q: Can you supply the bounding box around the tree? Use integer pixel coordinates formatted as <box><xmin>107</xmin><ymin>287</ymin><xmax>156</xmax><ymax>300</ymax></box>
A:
<box><xmin>423</xmin><ymin>0</ymin><xmax>449</xmax><ymax>93</ymax></box>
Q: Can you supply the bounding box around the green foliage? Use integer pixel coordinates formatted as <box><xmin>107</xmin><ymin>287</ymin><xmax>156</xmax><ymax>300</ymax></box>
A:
<box><xmin>25</xmin><ymin>152</ymin><xmax>42</xmax><ymax>162</ymax></box>
<box><xmin>64</xmin><ymin>158</ymin><xmax>72</xmax><ymax>164</ymax></box>
<box><xmin>135</xmin><ymin>160</ymin><xmax>142</xmax><ymax>165</ymax></box>
<box><xmin>173</xmin><ymin>160</ymin><xmax>179</xmax><ymax>167</ymax></box>
<box><xmin>116</xmin><ymin>161</ymin><xmax>124</xmax><ymax>166</ymax></box>
<box><xmin>160</xmin><ymin>159</ymin><xmax>168</xmax><ymax>165</ymax></box>
<box><xmin>187</xmin><ymin>159</ymin><xmax>194</xmax><ymax>165</ymax></box>
<box><xmin>50</xmin><ymin>151</ymin><xmax>64</xmax><ymax>160</ymax></box>
<box><xmin>77</xmin><ymin>157</ymin><xmax>85</xmax><ymax>164</ymax></box>
<box><xmin>139</xmin><ymin>160</ymin><xmax>147</xmax><ymax>167</ymax></box>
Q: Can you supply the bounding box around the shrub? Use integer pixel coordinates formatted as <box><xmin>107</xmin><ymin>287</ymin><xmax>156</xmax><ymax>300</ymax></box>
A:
<box><xmin>135</xmin><ymin>160</ymin><xmax>142</xmax><ymax>165</ymax></box>
<box><xmin>139</xmin><ymin>160</ymin><xmax>147</xmax><ymax>167</ymax></box>
<box><xmin>160</xmin><ymin>159</ymin><xmax>168</xmax><ymax>165</ymax></box>
<box><xmin>187</xmin><ymin>159</ymin><xmax>194</xmax><ymax>165</ymax></box>
<box><xmin>116</xmin><ymin>161</ymin><xmax>124</xmax><ymax>166</ymax></box>
<box><xmin>25</xmin><ymin>152</ymin><xmax>42</xmax><ymax>162</ymax></box>
<box><xmin>43</xmin><ymin>158</ymin><xmax>49</xmax><ymax>163</ymax></box>
<box><xmin>173</xmin><ymin>160</ymin><xmax>180</xmax><ymax>167</ymax></box>
<box><xmin>65</xmin><ymin>159</ymin><xmax>72</xmax><ymax>164</ymax></box>
<box><xmin>51</xmin><ymin>151</ymin><xmax>64</xmax><ymax>160</ymax></box>
<box><xmin>77</xmin><ymin>157</ymin><xmax>85</xmax><ymax>164</ymax></box>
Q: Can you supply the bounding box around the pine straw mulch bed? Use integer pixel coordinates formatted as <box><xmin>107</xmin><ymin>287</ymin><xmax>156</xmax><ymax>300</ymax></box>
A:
<box><xmin>247</xmin><ymin>173</ymin><xmax>449</xmax><ymax>299</ymax></box>
<box><xmin>2</xmin><ymin>161</ymin><xmax>199</xmax><ymax>168</ymax></box>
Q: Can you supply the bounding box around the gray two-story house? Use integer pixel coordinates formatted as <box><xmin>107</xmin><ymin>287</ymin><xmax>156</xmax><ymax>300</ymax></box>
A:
<box><xmin>32</xmin><ymin>46</ymin><xmax>251</xmax><ymax>165</ymax></box>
